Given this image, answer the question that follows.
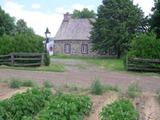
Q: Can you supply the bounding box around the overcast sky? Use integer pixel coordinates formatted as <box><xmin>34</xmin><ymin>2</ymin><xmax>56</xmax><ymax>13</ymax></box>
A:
<box><xmin>0</xmin><ymin>0</ymin><xmax>154</xmax><ymax>37</ymax></box>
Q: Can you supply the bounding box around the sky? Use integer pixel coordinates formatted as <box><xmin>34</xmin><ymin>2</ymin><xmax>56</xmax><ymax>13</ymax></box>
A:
<box><xmin>0</xmin><ymin>0</ymin><xmax>154</xmax><ymax>37</ymax></box>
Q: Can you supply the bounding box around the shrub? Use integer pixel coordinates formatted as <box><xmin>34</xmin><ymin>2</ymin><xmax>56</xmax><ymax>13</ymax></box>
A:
<box><xmin>91</xmin><ymin>79</ymin><xmax>104</xmax><ymax>95</ymax></box>
<box><xmin>44</xmin><ymin>52</ymin><xmax>50</xmax><ymax>66</ymax></box>
<box><xmin>9</xmin><ymin>79</ymin><xmax>22</xmax><ymax>88</ymax></box>
<box><xmin>127</xmin><ymin>32</ymin><xmax>160</xmax><ymax>59</ymax></box>
<box><xmin>0</xmin><ymin>33</ymin><xmax>44</xmax><ymax>55</ymax></box>
<box><xmin>127</xmin><ymin>83</ymin><xmax>141</xmax><ymax>98</ymax></box>
<box><xmin>22</xmin><ymin>80</ymin><xmax>34</xmax><ymax>87</ymax></box>
<box><xmin>0</xmin><ymin>88</ymin><xmax>53</xmax><ymax>120</ymax></box>
<box><xmin>36</xmin><ymin>94</ymin><xmax>92</xmax><ymax>120</ymax></box>
<box><xmin>43</xmin><ymin>80</ymin><xmax>52</xmax><ymax>88</ymax></box>
<box><xmin>100</xmin><ymin>99</ymin><xmax>139</xmax><ymax>120</ymax></box>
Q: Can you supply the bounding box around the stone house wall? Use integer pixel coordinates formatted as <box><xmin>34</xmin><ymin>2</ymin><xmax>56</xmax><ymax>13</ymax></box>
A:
<box><xmin>54</xmin><ymin>40</ymin><xmax>96</xmax><ymax>56</ymax></box>
<box><xmin>54</xmin><ymin>40</ymin><xmax>117</xmax><ymax>57</ymax></box>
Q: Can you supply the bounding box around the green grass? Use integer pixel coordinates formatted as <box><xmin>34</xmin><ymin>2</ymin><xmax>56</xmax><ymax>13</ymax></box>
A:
<box><xmin>52</xmin><ymin>54</ymin><xmax>124</xmax><ymax>71</ymax></box>
<box><xmin>52</xmin><ymin>54</ymin><xmax>92</xmax><ymax>59</ymax></box>
<box><xmin>86</xmin><ymin>58</ymin><xmax>124</xmax><ymax>71</ymax></box>
<box><xmin>0</xmin><ymin>63</ymin><xmax>65</xmax><ymax>72</ymax></box>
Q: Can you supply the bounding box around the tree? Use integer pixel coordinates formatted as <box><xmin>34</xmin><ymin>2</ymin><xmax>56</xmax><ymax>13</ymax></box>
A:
<box><xmin>150</xmin><ymin>0</ymin><xmax>160</xmax><ymax>38</ymax></box>
<box><xmin>16</xmin><ymin>19</ymin><xmax>34</xmax><ymax>34</ymax></box>
<box><xmin>72</xmin><ymin>8</ymin><xmax>96</xmax><ymax>18</ymax></box>
<box><xmin>90</xmin><ymin>0</ymin><xmax>144</xmax><ymax>58</ymax></box>
<box><xmin>0</xmin><ymin>6</ymin><xmax>15</xmax><ymax>36</ymax></box>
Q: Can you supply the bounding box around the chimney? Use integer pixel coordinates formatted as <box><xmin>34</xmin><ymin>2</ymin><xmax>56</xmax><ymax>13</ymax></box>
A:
<box><xmin>63</xmin><ymin>12</ymin><xmax>71</xmax><ymax>22</ymax></box>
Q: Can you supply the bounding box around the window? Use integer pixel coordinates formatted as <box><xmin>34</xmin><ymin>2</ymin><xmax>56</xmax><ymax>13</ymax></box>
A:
<box><xmin>81</xmin><ymin>44</ymin><xmax>88</xmax><ymax>54</ymax></box>
<box><xmin>64</xmin><ymin>44</ymin><xmax>71</xmax><ymax>54</ymax></box>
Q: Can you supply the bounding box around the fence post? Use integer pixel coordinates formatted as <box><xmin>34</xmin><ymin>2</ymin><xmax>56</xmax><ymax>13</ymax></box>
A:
<box><xmin>41</xmin><ymin>53</ymin><xmax>44</xmax><ymax>66</ymax></box>
<box><xmin>11</xmin><ymin>53</ymin><xmax>14</xmax><ymax>66</ymax></box>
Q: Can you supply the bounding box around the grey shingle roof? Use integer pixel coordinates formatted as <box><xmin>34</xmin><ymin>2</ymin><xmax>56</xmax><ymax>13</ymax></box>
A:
<box><xmin>54</xmin><ymin>18</ymin><xmax>93</xmax><ymax>41</ymax></box>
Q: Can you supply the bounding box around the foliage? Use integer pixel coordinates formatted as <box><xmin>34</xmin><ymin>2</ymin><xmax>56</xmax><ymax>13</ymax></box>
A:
<box><xmin>150</xmin><ymin>0</ymin><xmax>160</xmax><ymax>38</ymax></box>
<box><xmin>43</xmin><ymin>80</ymin><xmax>53</xmax><ymax>88</ymax></box>
<box><xmin>72</xmin><ymin>8</ymin><xmax>96</xmax><ymax>18</ymax></box>
<box><xmin>90</xmin><ymin>0</ymin><xmax>144</xmax><ymax>58</ymax></box>
<box><xmin>100</xmin><ymin>99</ymin><xmax>139</xmax><ymax>120</ymax></box>
<box><xmin>0</xmin><ymin>7</ymin><xmax>15</xmax><ymax>36</ymax></box>
<box><xmin>127</xmin><ymin>83</ymin><xmax>141</xmax><ymax>98</ymax></box>
<box><xmin>0</xmin><ymin>33</ymin><xmax>44</xmax><ymax>55</ymax></box>
<box><xmin>0</xmin><ymin>88</ymin><xmax>53</xmax><ymax>120</ymax></box>
<box><xmin>9</xmin><ymin>79</ymin><xmax>22</xmax><ymax>88</ymax></box>
<box><xmin>91</xmin><ymin>79</ymin><xmax>104</xmax><ymax>95</ymax></box>
<box><xmin>16</xmin><ymin>19</ymin><xmax>34</xmax><ymax>34</ymax></box>
<box><xmin>127</xmin><ymin>32</ymin><xmax>160</xmax><ymax>59</ymax></box>
<box><xmin>43</xmin><ymin>52</ymin><xmax>50</xmax><ymax>66</ymax></box>
<box><xmin>36</xmin><ymin>94</ymin><xmax>92</xmax><ymax>120</ymax></box>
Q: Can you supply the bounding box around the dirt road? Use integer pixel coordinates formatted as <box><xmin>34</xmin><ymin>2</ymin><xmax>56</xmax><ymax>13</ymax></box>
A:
<box><xmin>0</xmin><ymin>59</ymin><xmax>160</xmax><ymax>92</ymax></box>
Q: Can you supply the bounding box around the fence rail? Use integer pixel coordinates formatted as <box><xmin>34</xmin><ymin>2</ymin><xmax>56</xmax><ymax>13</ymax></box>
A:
<box><xmin>125</xmin><ymin>58</ymin><xmax>160</xmax><ymax>72</ymax></box>
<box><xmin>0</xmin><ymin>53</ymin><xmax>44</xmax><ymax>67</ymax></box>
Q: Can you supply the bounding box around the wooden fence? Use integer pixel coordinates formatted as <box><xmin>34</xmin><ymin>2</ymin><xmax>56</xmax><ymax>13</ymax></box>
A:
<box><xmin>125</xmin><ymin>58</ymin><xmax>160</xmax><ymax>72</ymax></box>
<box><xmin>0</xmin><ymin>53</ymin><xmax>44</xmax><ymax>67</ymax></box>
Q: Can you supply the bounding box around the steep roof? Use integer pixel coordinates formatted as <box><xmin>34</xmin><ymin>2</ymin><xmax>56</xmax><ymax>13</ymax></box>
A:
<box><xmin>54</xmin><ymin>13</ymin><xmax>93</xmax><ymax>41</ymax></box>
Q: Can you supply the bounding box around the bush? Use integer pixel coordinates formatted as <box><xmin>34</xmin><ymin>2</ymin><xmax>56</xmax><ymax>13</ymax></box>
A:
<box><xmin>100</xmin><ymin>99</ymin><xmax>139</xmax><ymax>120</ymax></box>
<box><xmin>36</xmin><ymin>94</ymin><xmax>92</xmax><ymax>120</ymax></box>
<box><xmin>0</xmin><ymin>33</ymin><xmax>44</xmax><ymax>55</ymax></box>
<box><xmin>127</xmin><ymin>32</ymin><xmax>160</xmax><ymax>59</ymax></box>
<box><xmin>91</xmin><ymin>79</ymin><xmax>104</xmax><ymax>95</ymax></box>
<box><xmin>127</xmin><ymin>83</ymin><xmax>141</xmax><ymax>98</ymax></box>
<box><xmin>0</xmin><ymin>88</ymin><xmax>53</xmax><ymax>120</ymax></box>
<box><xmin>9</xmin><ymin>79</ymin><xmax>22</xmax><ymax>88</ymax></box>
<box><xmin>43</xmin><ymin>80</ymin><xmax>52</xmax><ymax>88</ymax></box>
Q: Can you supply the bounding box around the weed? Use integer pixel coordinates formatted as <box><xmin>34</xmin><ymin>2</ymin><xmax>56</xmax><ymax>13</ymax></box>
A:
<box><xmin>43</xmin><ymin>80</ymin><xmax>53</xmax><ymax>88</ymax></box>
<box><xmin>9</xmin><ymin>79</ymin><xmax>22</xmax><ymax>88</ymax></box>
<box><xmin>127</xmin><ymin>83</ymin><xmax>141</xmax><ymax>98</ymax></box>
<box><xmin>22</xmin><ymin>80</ymin><xmax>35</xmax><ymax>87</ymax></box>
<box><xmin>103</xmin><ymin>85</ymin><xmax>120</xmax><ymax>92</ymax></box>
<box><xmin>91</xmin><ymin>79</ymin><xmax>103</xmax><ymax>95</ymax></box>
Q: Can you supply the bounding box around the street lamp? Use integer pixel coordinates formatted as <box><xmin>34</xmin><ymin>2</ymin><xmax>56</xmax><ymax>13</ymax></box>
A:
<box><xmin>44</xmin><ymin>28</ymin><xmax>51</xmax><ymax>52</ymax></box>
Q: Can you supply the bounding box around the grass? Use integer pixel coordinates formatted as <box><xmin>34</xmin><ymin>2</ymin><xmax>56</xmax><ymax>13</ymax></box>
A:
<box><xmin>0</xmin><ymin>63</ymin><xmax>65</xmax><ymax>72</ymax></box>
<box><xmin>86</xmin><ymin>58</ymin><xmax>124</xmax><ymax>71</ymax></box>
<box><xmin>127</xmin><ymin>83</ymin><xmax>141</xmax><ymax>99</ymax></box>
<box><xmin>52</xmin><ymin>54</ymin><xmax>93</xmax><ymax>59</ymax></box>
<box><xmin>52</xmin><ymin>54</ymin><xmax>124</xmax><ymax>71</ymax></box>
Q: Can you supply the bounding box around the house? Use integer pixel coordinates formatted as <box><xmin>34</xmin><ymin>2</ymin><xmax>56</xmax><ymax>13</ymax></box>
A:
<box><xmin>54</xmin><ymin>12</ymin><xmax>96</xmax><ymax>56</ymax></box>
<box><xmin>54</xmin><ymin>12</ymin><xmax>117</xmax><ymax>57</ymax></box>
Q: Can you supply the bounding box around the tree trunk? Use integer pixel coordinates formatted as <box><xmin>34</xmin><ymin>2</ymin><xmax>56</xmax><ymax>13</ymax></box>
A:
<box><xmin>117</xmin><ymin>49</ymin><xmax>121</xmax><ymax>59</ymax></box>
<box><xmin>117</xmin><ymin>51</ymin><xmax>121</xmax><ymax>59</ymax></box>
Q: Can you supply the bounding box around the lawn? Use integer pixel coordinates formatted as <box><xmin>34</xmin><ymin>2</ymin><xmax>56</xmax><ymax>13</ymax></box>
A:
<box><xmin>52</xmin><ymin>54</ymin><xmax>124</xmax><ymax>71</ymax></box>
<box><xmin>86</xmin><ymin>58</ymin><xmax>124</xmax><ymax>71</ymax></box>
<box><xmin>0</xmin><ymin>63</ymin><xmax>65</xmax><ymax>72</ymax></box>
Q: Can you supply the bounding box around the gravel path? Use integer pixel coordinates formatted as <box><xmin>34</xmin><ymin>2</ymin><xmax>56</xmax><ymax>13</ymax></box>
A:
<box><xmin>0</xmin><ymin>59</ymin><xmax>160</xmax><ymax>92</ymax></box>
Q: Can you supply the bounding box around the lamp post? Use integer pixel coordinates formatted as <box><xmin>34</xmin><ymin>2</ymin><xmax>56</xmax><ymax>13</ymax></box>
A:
<box><xmin>44</xmin><ymin>27</ymin><xmax>51</xmax><ymax>52</ymax></box>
